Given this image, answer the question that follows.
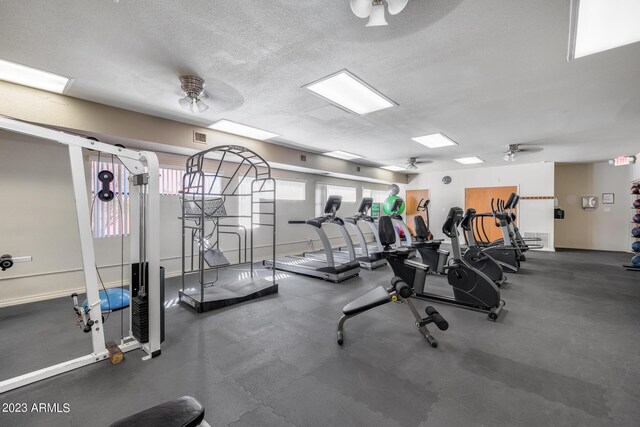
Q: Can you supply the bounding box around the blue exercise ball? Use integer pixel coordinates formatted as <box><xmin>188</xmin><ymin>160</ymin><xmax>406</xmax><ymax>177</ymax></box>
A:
<box><xmin>632</xmin><ymin>241</ymin><xmax>640</xmax><ymax>253</ymax></box>
<box><xmin>82</xmin><ymin>289</ymin><xmax>130</xmax><ymax>313</ymax></box>
<box><xmin>632</xmin><ymin>255</ymin><xmax>640</xmax><ymax>267</ymax></box>
<box><xmin>633</xmin><ymin>227</ymin><xmax>640</xmax><ymax>238</ymax></box>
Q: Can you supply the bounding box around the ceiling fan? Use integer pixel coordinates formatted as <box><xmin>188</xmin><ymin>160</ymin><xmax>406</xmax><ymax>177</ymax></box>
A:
<box><xmin>503</xmin><ymin>144</ymin><xmax>537</xmax><ymax>162</ymax></box>
<box><xmin>178</xmin><ymin>75</ymin><xmax>209</xmax><ymax>114</ymax></box>
<box><xmin>406</xmin><ymin>157</ymin><xmax>433</xmax><ymax>170</ymax></box>
<box><xmin>350</xmin><ymin>0</ymin><xmax>410</xmax><ymax>27</ymax></box>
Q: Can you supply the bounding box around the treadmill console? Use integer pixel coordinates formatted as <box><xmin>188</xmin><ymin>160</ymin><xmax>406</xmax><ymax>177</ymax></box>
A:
<box><xmin>324</xmin><ymin>195</ymin><xmax>343</xmax><ymax>216</ymax></box>
<box><xmin>358</xmin><ymin>197</ymin><xmax>373</xmax><ymax>215</ymax></box>
<box><xmin>391</xmin><ymin>197</ymin><xmax>404</xmax><ymax>218</ymax></box>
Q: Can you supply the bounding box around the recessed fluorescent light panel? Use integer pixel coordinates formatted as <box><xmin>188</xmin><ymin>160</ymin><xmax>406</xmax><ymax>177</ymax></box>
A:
<box><xmin>323</xmin><ymin>150</ymin><xmax>364</xmax><ymax>160</ymax></box>
<box><xmin>568</xmin><ymin>0</ymin><xmax>640</xmax><ymax>59</ymax></box>
<box><xmin>454</xmin><ymin>156</ymin><xmax>484</xmax><ymax>165</ymax></box>
<box><xmin>208</xmin><ymin>119</ymin><xmax>279</xmax><ymax>141</ymax></box>
<box><xmin>303</xmin><ymin>69</ymin><xmax>397</xmax><ymax>116</ymax></box>
<box><xmin>412</xmin><ymin>133</ymin><xmax>458</xmax><ymax>148</ymax></box>
<box><xmin>381</xmin><ymin>165</ymin><xmax>406</xmax><ymax>171</ymax></box>
<box><xmin>0</xmin><ymin>59</ymin><xmax>71</xmax><ymax>93</ymax></box>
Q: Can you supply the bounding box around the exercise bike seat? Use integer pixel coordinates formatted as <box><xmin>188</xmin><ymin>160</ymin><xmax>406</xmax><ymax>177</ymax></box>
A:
<box><xmin>342</xmin><ymin>286</ymin><xmax>390</xmax><ymax>316</ymax></box>
<box><xmin>109</xmin><ymin>396</ymin><xmax>205</xmax><ymax>427</ymax></box>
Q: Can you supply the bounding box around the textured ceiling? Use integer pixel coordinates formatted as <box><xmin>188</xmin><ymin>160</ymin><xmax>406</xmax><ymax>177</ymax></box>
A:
<box><xmin>0</xmin><ymin>0</ymin><xmax>639</xmax><ymax>171</ymax></box>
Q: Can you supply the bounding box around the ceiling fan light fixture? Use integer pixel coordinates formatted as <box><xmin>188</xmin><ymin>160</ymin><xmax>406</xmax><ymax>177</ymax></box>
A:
<box><xmin>178</xmin><ymin>95</ymin><xmax>192</xmax><ymax>110</ymax></box>
<box><xmin>195</xmin><ymin>98</ymin><xmax>209</xmax><ymax>113</ymax></box>
<box><xmin>179</xmin><ymin>75</ymin><xmax>209</xmax><ymax>114</ymax></box>
<box><xmin>350</xmin><ymin>0</ymin><xmax>373</xmax><ymax>18</ymax></box>
<box><xmin>387</xmin><ymin>0</ymin><xmax>409</xmax><ymax>15</ymax></box>
<box><xmin>366</xmin><ymin>2</ymin><xmax>388</xmax><ymax>27</ymax></box>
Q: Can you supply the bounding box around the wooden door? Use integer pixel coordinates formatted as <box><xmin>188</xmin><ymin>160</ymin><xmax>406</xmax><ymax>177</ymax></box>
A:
<box><xmin>406</xmin><ymin>189</ymin><xmax>430</xmax><ymax>234</ymax></box>
<box><xmin>465</xmin><ymin>186</ymin><xmax>517</xmax><ymax>242</ymax></box>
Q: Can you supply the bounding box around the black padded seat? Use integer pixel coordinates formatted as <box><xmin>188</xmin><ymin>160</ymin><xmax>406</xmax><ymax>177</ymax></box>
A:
<box><xmin>378</xmin><ymin>216</ymin><xmax>396</xmax><ymax>246</ymax></box>
<box><xmin>414</xmin><ymin>216</ymin><xmax>430</xmax><ymax>240</ymax></box>
<box><xmin>342</xmin><ymin>286</ymin><xmax>390</xmax><ymax>316</ymax></box>
<box><xmin>109</xmin><ymin>396</ymin><xmax>205</xmax><ymax>427</ymax></box>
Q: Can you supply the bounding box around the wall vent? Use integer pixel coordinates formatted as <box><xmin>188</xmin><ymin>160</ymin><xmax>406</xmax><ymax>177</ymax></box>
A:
<box><xmin>193</xmin><ymin>131</ymin><xmax>207</xmax><ymax>144</ymax></box>
<box><xmin>300</xmin><ymin>154</ymin><xmax>307</xmax><ymax>162</ymax></box>
<box><xmin>356</xmin><ymin>166</ymin><xmax>361</xmax><ymax>172</ymax></box>
<box><xmin>523</xmin><ymin>232</ymin><xmax>549</xmax><ymax>249</ymax></box>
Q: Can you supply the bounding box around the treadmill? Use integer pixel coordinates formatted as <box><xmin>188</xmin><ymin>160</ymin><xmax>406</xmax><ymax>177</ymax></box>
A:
<box><xmin>263</xmin><ymin>195</ymin><xmax>361</xmax><ymax>282</ymax></box>
<box><xmin>305</xmin><ymin>198</ymin><xmax>386</xmax><ymax>270</ymax></box>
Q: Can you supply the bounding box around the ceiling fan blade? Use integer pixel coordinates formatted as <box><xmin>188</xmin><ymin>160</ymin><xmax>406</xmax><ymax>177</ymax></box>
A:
<box><xmin>386</xmin><ymin>0</ymin><xmax>409</xmax><ymax>15</ymax></box>
<box><xmin>351</xmin><ymin>0</ymin><xmax>373</xmax><ymax>18</ymax></box>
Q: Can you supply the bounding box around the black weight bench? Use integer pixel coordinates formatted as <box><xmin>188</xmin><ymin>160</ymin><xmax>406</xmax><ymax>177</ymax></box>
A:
<box><xmin>342</xmin><ymin>286</ymin><xmax>391</xmax><ymax>316</ymax></box>
<box><xmin>110</xmin><ymin>396</ymin><xmax>209</xmax><ymax>427</ymax></box>
<box><xmin>337</xmin><ymin>216</ymin><xmax>449</xmax><ymax>348</ymax></box>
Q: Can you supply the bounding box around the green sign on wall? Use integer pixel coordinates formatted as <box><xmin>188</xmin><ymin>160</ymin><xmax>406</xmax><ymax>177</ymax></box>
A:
<box><xmin>371</xmin><ymin>203</ymin><xmax>381</xmax><ymax>219</ymax></box>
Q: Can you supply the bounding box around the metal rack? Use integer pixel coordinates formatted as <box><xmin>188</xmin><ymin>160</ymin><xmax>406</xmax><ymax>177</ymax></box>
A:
<box><xmin>179</xmin><ymin>145</ymin><xmax>278</xmax><ymax>312</ymax></box>
<box><xmin>628</xmin><ymin>179</ymin><xmax>640</xmax><ymax>271</ymax></box>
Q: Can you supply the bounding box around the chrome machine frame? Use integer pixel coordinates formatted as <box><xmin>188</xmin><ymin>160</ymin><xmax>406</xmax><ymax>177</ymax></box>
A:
<box><xmin>179</xmin><ymin>145</ymin><xmax>277</xmax><ymax>312</ymax></box>
<box><xmin>0</xmin><ymin>116</ymin><xmax>161</xmax><ymax>393</ymax></box>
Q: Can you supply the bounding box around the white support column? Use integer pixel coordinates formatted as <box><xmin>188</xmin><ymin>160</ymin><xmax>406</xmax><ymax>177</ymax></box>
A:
<box><xmin>143</xmin><ymin>151</ymin><xmax>161</xmax><ymax>356</ymax></box>
<box><xmin>68</xmin><ymin>145</ymin><xmax>107</xmax><ymax>357</ymax></box>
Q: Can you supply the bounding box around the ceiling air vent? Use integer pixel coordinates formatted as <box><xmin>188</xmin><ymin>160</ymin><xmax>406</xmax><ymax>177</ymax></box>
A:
<box><xmin>356</xmin><ymin>166</ymin><xmax>361</xmax><ymax>172</ymax></box>
<box><xmin>300</xmin><ymin>155</ymin><xmax>307</xmax><ymax>162</ymax></box>
<box><xmin>193</xmin><ymin>131</ymin><xmax>207</xmax><ymax>144</ymax></box>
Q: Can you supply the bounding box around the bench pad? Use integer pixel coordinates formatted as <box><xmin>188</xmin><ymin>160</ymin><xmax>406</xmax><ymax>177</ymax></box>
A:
<box><xmin>342</xmin><ymin>286</ymin><xmax>390</xmax><ymax>316</ymax></box>
<box><xmin>109</xmin><ymin>396</ymin><xmax>205</xmax><ymax>427</ymax></box>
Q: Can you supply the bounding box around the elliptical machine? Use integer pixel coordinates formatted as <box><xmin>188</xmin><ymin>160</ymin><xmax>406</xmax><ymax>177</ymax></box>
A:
<box><xmin>385</xmin><ymin>207</ymin><xmax>505</xmax><ymax>321</ymax></box>
<box><xmin>460</xmin><ymin>208</ymin><xmax>507</xmax><ymax>287</ymax></box>
<box><xmin>472</xmin><ymin>200</ymin><xmax>521</xmax><ymax>273</ymax></box>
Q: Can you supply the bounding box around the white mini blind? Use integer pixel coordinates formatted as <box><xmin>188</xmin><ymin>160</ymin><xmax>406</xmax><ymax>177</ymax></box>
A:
<box><xmin>315</xmin><ymin>183</ymin><xmax>357</xmax><ymax>216</ymax></box>
<box><xmin>363</xmin><ymin>188</ymin><xmax>389</xmax><ymax>203</ymax></box>
<box><xmin>91</xmin><ymin>162</ymin><xmax>184</xmax><ymax>238</ymax></box>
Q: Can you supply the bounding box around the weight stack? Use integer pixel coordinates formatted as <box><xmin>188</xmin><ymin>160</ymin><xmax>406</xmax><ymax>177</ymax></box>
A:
<box><xmin>131</xmin><ymin>295</ymin><xmax>149</xmax><ymax>343</ymax></box>
<box><xmin>131</xmin><ymin>263</ymin><xmax>165</xmax><ymax>344</ymax></box>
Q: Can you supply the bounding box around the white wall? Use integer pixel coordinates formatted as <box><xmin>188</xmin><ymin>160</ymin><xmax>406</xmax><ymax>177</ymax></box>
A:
<box><xmin>632</xmin><ymin>152</ymin><xmax>640</xmax><ymax>181</ymax></box>
<box><xmin>0</xmin><ymin>133</ymin><xmax>391</xmax><ymax>306</ymax></box>
<box><xmin>555</xmin><ymin>162</ymin><xmax>632</xmax><ymax>252</ymax></box>
<box><xmin>406</xmin><ymin>162</ymin><xmax>555</xmax><ymax>250</ymax></box>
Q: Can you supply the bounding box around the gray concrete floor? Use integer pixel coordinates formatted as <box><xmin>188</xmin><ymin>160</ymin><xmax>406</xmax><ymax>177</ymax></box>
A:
<box><xmin>1</xmin><ymin>249</ymin><xmax>639</xmax><ymax>426</ymax></box>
